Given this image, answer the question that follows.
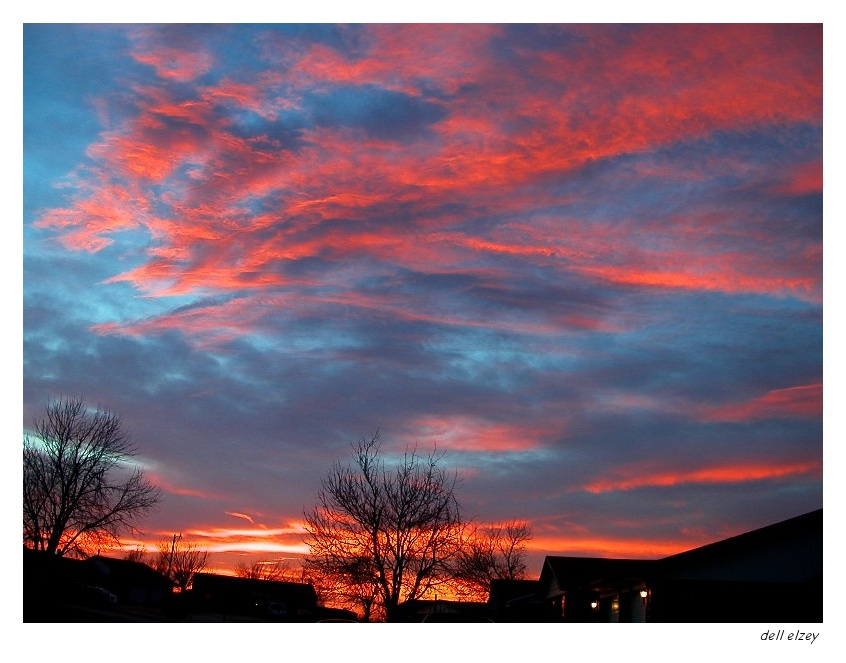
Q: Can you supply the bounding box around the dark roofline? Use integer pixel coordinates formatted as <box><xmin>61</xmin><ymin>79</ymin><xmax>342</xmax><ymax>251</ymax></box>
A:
<box><xmin>543</xmin><ymin>555</ymin><xmax>654</xmax><ymax>566</ymax></box>
<box><xmin>658</xmin><ymin>508</ymin><xmax>822</xmax><ymax>568</ymax></box>
<box><xmin>536</xmin><ymin>509</ymin><xmax>822</xmax><ymax>592</ymax></box>
<box><xmin>88</xmin><ymin>554</ymin><xmax>162</xmax><ymax>570</ymax></box>
<box><xmin>192</xmin><ymin>571</ymin><xmax>315</xmax><ymax>590</ymax></box>
<box><xmin>539</xmin><ymin>556</ymin><xmax>656</xmax><ymax>593</ymax></box>
<box><xmin>191</xmin><ymin>572</ymin><xmax>319</xmax><ymax>602</ymax></box>
<box><xmin>85</xmin><ymin>554</ymin><xmax>175</xmax><ymax>587</ymax></box>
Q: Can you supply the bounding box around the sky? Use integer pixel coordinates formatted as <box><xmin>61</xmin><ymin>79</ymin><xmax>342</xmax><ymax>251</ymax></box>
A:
<box><xmin>21</xmin><ymin>22</ymin><xmax>824</xmax><ymax>579</ymax></box>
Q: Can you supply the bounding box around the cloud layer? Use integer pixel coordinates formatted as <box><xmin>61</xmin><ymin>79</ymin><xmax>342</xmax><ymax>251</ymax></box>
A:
<box><xmin>24</xmin><ymin>24</ymin><xmax>822</xmax><ymax>574</ymax></box>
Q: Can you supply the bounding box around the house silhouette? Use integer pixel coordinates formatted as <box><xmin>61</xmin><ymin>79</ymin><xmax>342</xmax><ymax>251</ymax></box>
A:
<box><xmin>180</xmin><ymin>572</ymin><xmax>345</xmax><ymax>621</ymax></box>
<box><xmin>23</xmin><ymin>547</ymin><xmax>173</xmax><ymax>621</ymax></box>
<box><xmin>531</xmin><ymin>508</ymin><xmax>822</xmax><ymax>622</ymax></box>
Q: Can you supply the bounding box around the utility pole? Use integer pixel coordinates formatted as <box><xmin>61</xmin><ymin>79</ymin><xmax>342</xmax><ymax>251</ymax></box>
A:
<box><xmin>167</xmin><ymin>533</ymin><xmax>179</xmax><ymax>578</ymax></box>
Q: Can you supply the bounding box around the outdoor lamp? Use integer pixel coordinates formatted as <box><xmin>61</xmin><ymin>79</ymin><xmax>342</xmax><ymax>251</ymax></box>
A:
<box><xmin>639</xmin><ymin>589</ymin><xmax>648</xmax><ymax>599</ymax></box>
<box><xmin>590</xmin><ymin>601</ymin><xmax>598</xmax><ymax>610</ymax></box>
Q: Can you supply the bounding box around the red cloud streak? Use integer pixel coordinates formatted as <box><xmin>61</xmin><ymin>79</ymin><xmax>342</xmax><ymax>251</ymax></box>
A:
<box><xmin>700</xmin><ymin>383</ymin><xmax>822</xmax><ymax>422</ymax></box>
<box><xmin>582</xmin><ymin>459</ymin><xmax>821</xmax><ymax>494</ymax></box>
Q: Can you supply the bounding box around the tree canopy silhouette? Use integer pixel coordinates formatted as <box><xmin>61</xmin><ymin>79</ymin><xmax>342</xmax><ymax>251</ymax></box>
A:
<box><xmin>23</xmin><ymin>396</ymin><xmax>160</xmax><ymax>557</ymax></box>
<box><xmin>455</xmin><ymin>519</ymin><xmax>532</xmax><ymax>598</ymax></box>
<box><xmin>153</xmin><ymin>533</ymin><xmax>209</xmax><ymax>591</ymax></box>
<box><xmin>235</xmin><ymin>559</ymin><xmax>296</xmax><ymax>582</ymax></box>
<box><xmin>304</xmin><ymin>433</ymin><xmax>464</xmax><ymax>622</ymax></box>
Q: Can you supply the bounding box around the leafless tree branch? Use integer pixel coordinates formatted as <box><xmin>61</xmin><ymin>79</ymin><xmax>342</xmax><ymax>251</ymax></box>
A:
<box><xmin>23</xmin><ymin>396</ymin><xmax>160</xmax><ymax>557</ymax></box>
<box><xmin>304</xmin><ymin>432</ymin><xmax>465</xmax><ymax>621</ymax></box>
<box><xmin>454</xmin><ymin>519</ymin><xmax>533</xmax><ymax>597</ymax></box>
<box><xmin>152</xmin><ymin>533</ymin><xmax>209</xmax><ymax>591</ymax></box>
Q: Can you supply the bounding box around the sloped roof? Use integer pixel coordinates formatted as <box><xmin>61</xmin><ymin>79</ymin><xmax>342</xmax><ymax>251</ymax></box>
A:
<box><xmin>539</xmin><ymin>556</ymin><xmax>656</xmax><ymax>597</ymax></box>
<box><xmin>191</xmin><ymin>572</ymin><xmax>318</xmax><ymax>604</ymax></box>
<box><xmin>536</xmin><ymin>508</ymin><xmax>823</xmax><ymax>595</ymax></box>
<box><xmin>661</xmin><ymin>508</ymin><xmax>821</xmax><ymax>564</ymax></box>
<box><xmin>654</xmin><ymin>508</ymin><xmax>822</xmax><ymax>582</ymax></box>
<box><xmin>85</xmin><ymin>555</ymin><xmax>174</xmax><ymax>588</ymax></box>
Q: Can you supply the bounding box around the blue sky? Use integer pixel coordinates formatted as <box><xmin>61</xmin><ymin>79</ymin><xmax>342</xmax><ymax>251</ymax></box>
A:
<box><xmin>20</xmin><ymin>22</ymin><xmax>824</xmax><ymax>581</ymax></box>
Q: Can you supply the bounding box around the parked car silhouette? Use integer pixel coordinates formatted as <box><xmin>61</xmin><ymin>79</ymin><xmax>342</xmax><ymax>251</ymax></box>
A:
<box><xmin>267</xmin><ymin>601</ymin><xmax>287</xmax><ymax>618</ymax></box>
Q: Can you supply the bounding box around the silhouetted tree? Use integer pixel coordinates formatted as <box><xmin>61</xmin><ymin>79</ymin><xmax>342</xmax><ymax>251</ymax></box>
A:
<box><xmin>235</xmin><ymin>559</ymin><xmax>294</xmax><ymax>581</ymax></box>
<box><xmin>23</xmin><ymin>396</ymin><xmax>160</xmax><ymax>557</ymax></box>
<box><xmin>304</xmin><ymin>433</ymin><xmax>464</xmax><ymax>622</ymax></box>
<box><xmin>153</xmin><ymin>534</ymin><xmax>209</xmax><ymax>591</ymax></box>
<box><xmin>124</xmin><ymin>545</ymin><xmax>148</xmax><ymax>564</ymax></box>
<box><xmin>305</xmin><ymin>555</ymin><xmax>382</xmax><ymax>622</ymax></box>
<box><xmin>455</xmin><ymin>520</ymin><xmax>532</xmax><ymax>597</ymax></box>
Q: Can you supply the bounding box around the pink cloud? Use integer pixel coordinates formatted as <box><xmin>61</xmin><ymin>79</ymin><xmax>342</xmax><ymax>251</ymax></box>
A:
<box><xmin>405</xmin><ymin>416</ymin><xmax>560</xmax><ymax>453</ymax></box>
<box><xmin>580</xmin><ymin>459</ymin><xmax>821</xmax><ymax>494</ymax></box>
<box><xmin>34</xmin><ymin>24</ymin><xmax>821</xmax><ymax>342</ymax></box>
<box><xmin>142</xmin><ymin>469</ymin><xmax>220</xmax><ymax>500</ymax></box>
<box><xmin>130</xmin><ymin>45</ymin><xmax>214</xmax><ymax>82</ymax></box>
<box><xmin>575</xmin><ymin>262</ymin><xmax>819</xmax><ymax>299</ymax></box>
<box><xmin>772</xmin><ymin>161</ymin><xmax>823</xmax><ymax>196</ymax></box>
<box><xmin>289</xmin><ymin>24</ymin><xmax>502</xmax><ymax>96</ymax></box>
<box><xmin>225</xmin><ymin>511</ymin><xmax>255</xmax><ymax>525</ymax></box>
<box><xmin>700</xmin><ymin>383</ymin><xmax>823</xmax><ymax>422</ymax></box>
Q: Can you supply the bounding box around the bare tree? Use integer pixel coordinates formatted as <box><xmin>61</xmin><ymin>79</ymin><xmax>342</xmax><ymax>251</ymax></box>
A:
<box><xmin>124</xmin><ymin>545</ymin><xmax>148</xmax><ymax>564</ymax></box>
<box><xmin>153</xmin><ymin>534</ymin><xmax>209</xmax><ymax>591</ymax></box>
<box><xmin>234</xmin><ymin>559</ymin><xmax>294</xmax><ymax>581</ymax></box>
<box><xmin>23</xmin><ymin>396</ymin><xmax>160</xmax><ymax>557</ymax></box>
<box><xmin>455</xmin><ymin>519</ymin><xmax>532</xmax><ymax>597</ymax></box>
<box><xmin>304</xmin><ymin>433</ymin><xmax>464</xmax><ymax>622</ymax></box>
<box><xmin>305</xmin><ymin>555</ymin><xmax>382</xmax><ymax>622</ymax></box>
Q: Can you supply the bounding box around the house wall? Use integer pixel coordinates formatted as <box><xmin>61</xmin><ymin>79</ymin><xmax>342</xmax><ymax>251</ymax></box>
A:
<box><xmin>647</xmin><ymin>577</ymin><xmax>822</xmax><ymax>622</ymax></box>
<box><xmin>533</xmin><ymin>511</ymin><xmax>822</xmax><ymax>624</ymax></box>
<box><xmin>595</xmin><ymin>588</ymin><xmax>647</xmax><ymax>623</ymax></box>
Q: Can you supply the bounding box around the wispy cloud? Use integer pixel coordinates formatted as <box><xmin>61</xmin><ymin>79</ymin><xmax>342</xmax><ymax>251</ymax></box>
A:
<box><xmin>24</xmin><ymin>24</ymin><xmax>822</xmax><ymax>574</ymax></box>
<box><xmin>581</xmin><ymin>460</ymin><xmax>822</xmax><ymax>494</ymax></box>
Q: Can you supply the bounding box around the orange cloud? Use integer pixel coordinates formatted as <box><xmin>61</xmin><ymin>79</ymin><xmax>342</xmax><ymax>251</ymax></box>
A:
<box><xmin>581</xmin><ymin>459</ymin><xmax>821</xmax><ymax>494</ymax></box>
<box><xmin>187</xmin><ymin>525</ymin><xmax>306</xmax><ymax>539</ymax></box>
<box><xmin>527</xmin><ymin>535</ymin><xmax>699</xmax><ymax>559</ymax></box>
<box><xmin>118</xmin><ymin>518</ymin><xmax>311</xmax><ymax>564</ymax></box>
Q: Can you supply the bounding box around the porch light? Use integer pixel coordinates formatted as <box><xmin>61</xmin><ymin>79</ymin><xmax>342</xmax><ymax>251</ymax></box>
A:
<box><xmin>590</xmin><ymin>601</ymin><xmax>598</xmax><ymax>609</ymax></box>
<box><xmin>639</xmin><ymin>589</ymin><xmax>648</xmax><ymax>599</ymax></box>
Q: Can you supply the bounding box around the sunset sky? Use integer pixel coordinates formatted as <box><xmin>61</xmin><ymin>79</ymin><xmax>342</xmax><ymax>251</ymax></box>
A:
<box><xmin>22</xmin><ymin>22</ymin><xmax>823</xmax><ymax>578</ymax></box>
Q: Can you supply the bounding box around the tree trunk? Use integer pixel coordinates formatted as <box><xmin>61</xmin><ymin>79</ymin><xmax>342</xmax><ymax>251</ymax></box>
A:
<box><xmin>384</xmin><ymin>600</ymin><xmax>401</xmax><ymax>623</ymax></box>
